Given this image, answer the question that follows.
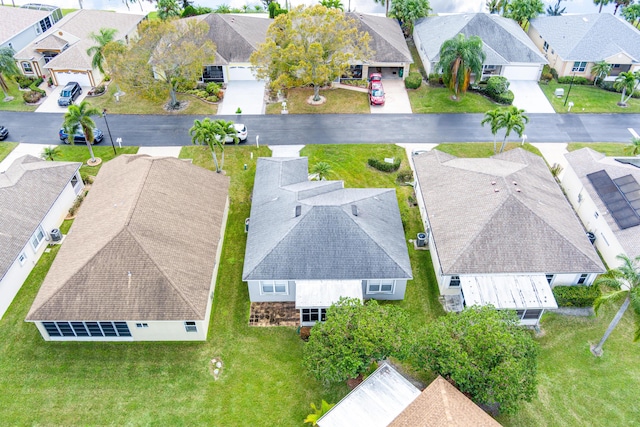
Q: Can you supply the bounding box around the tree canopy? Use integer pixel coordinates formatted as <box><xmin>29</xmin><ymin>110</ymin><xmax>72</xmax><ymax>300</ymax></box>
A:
<box><xmin>507</xmin><ymin>0</ymin><xmax>544</xmax><ymax>27</ymax></box>
<box><xmin>0</xmin><ymin>47</ymin><xmax>19</xmax><ymax>101</ymax></box>
<box><xmin>251</xmin><ymin>5</ymin><xmax>372</xmax><ymax>101</ymax></box>
<box><xmin>389</xmin><ymin>0</ymin><xmax>431</xmax><ymax>36</ymax></box>
<box><xmin>613</xmin><ymin>70</ymin><xmax>640</xmax><ymax>106</ymax></box>
<box><xmin>63</xmin><ymin>101</ymin><xmax>102</xmax><ymax>163</ymax></box>
<box><xmin>416</xmin><ymin>306</ymin><xmax>539</xmax><ymax>415</ymax></box>
<box><xmin>189</xmin><ymin>118</ymin><xmax>238</xmax><ymax>173</ymax></box>
<box><xmin>303</xmin><ymin>298</ymin><xmax>412</xmax><ymax>384</ymax></box>
<box><xmin>436</xmin><ymin>34</ymin><xmax>485</xmax><ymax>100</ymax></box>
<box><xmin>87</xmin><ymin>27</ymin><xmax>118</xmax><ymax>75</ymax></box>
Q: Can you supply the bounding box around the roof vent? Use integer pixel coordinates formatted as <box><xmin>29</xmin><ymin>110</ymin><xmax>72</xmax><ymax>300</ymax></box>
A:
<box><xmin>491</xmin><ymin>181</ymin><xmax>496</xmax><ymax>185</ymax></box>
<box><xmin>582</xmin><ymin>17</ymin><xmax>588</xmax><ymax>22</ymax></box>
<box><xmin>516</xmin><ymin>188</ymin><xmax>522</xmax><ymax>192</ymax></box>
<box><xmin>295</xmin><ymin>205</ymin><xmax>301</xmax><ymax>217</ymax></box>
<box><xmin>351</xmin><ymin>205</ymin><xmax>358</xmax><ymax>216</ymax></box>
<box><xmin>494</xmin><ymin>188</ymin><xmax>500</xmax><ymax>193</ymax></box>
<box><xmin>512</xmin><ymin>181</ymin><xmax>517</xmax><ymax>185</ymax></box>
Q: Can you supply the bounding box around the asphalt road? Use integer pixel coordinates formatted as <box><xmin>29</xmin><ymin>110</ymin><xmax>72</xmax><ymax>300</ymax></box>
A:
<box><xmin>1</xmin><ymin>111</ymin><xmax>639</xmax><ymax>146</ymax></box>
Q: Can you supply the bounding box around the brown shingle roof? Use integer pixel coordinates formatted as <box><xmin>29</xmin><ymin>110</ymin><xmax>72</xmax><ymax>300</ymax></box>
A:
<box><xmin>201</xmin><ymin>14</ymin><xmax>271</xmax><ymax>63</ymax></box>
<box><xmin>26</xmin><ymin>155</ymin><xmax>229</xmax><ymax>321</ymax></box>
<box><xmin>389</xmin><ymin>376</ymin><xmax>502</xmax><ymax>427</ymax></box>
<box><xmin>0</xmin><ymin>6</ymin><xmax>50</xmax><ymax>45</ymax></box>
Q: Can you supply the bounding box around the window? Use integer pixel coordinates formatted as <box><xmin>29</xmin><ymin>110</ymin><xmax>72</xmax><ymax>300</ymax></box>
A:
<box><xmin>572</xmin><ymin>61</ymin><xmax>587</xmax><ymax>72</ymax></box>
<box><xmin>42</xmin><ymin>321</ymin><xmax>131</xmax><ymax>338</ymax></box>
<box><xmin>594</xmin><ymin>211</ymin><xmax>599</xmax><ymax>219</ymax></box>
<box><xmin>612</xmin><ymin>64</ymin><xmax>621</xmax><ymax>68</ymax></box>
<box><xmin>21</xmin><ymin>62</ymin><xmax>33</xmax><ymax>73</ymax></box>
<box><xmin>577</xmin><ymin>273</ymin><xmax>589</xmax><ymax>285</ymax></box>
<box><xmin>202</xmin><ymin>65</ymin><xmax>224</xmax><ymax>82</ymax></box>
<box><xmin>184</xmin><ymin>321</ymin><xmax>197</xmax><ymax>332</ymax></box>
<box><xmin>30</xmin><ymin>226</ymin><xmax>46</xmax><ymax>251</ymax></box>
<box><xmin>302</xmin><ymin>308</ymin><xmax>327</xmax><ymax>323</ymax></box>
<box><xmin>515</xmin><ymin>310</ymin><xmax>525</xmax><ymax>319</ymax></box>
<box><xmin>523</xmin><ymin>309</ymin><xmax>542</xmax><ymax>320</ymax></box>
<box><xmin>260</xmin><ymin>280</ymin><xmax>288</xmax><ymax>295</ymax></box>
<box><xmin>578</xmin><ymin>192</ymin><xmax>583</xmax><ymax>203</ymax></box>
<box><xmin>449</xmin><ymin>276</ymin><xmax>461</xmax><ymax>287</ymax></box>
<box><xmin>18</xmin><ymin>252</ymin><xmax>27</xmax><ymax>265</ymax></box>
<box><xmin>39</xmin><ymin>16</ymin><xmax>53</xmax><ymax>33</ymax></box>
<box><xmin>367</xmin><ymin>279</ymin><xmax>395</xmax><ymax>294</ymax></box>
<box><xmin>543</xmin><ymin>41</ymin><xmax>549</xmax><ymax>52</ymax></box>
<box><xmin>545</xmin><ymin>274</ymin><xmax>554</xmax><ymax>284</ymax></box>
<box><xmin>136</xmin><ymin>323</ymin><xmax>149</xmax><ymax>328</ymax></box>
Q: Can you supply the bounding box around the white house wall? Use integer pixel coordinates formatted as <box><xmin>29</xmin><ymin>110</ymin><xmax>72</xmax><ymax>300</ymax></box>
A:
<box><xmin>412</xmin><ymin>27</ymin><xmax>433</xmax><ymax>75</ymax></box>
<box><xmin>3</xmin><ymin>26</ymin><xmax>39</xmax><ymax>52</ymax></box>
<box><xmin>248</xmin><ymin>280</ymin><xmax>297</xmax><ymax>302</ymax></box>
<box><xmin>0</xmin><ymin>177</ymin><xmax>81</xmax><ymax>319</ymax></box>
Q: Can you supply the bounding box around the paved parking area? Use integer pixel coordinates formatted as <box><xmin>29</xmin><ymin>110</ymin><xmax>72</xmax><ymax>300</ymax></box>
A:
<box><xmin>35</xmin><ymin>85</ymin><xmax>91</xmax><ymax>113</ymax></box>
<box><xmin>370</xmin><ymin>79</ymin><xmax>412</xmax><ymax>114</ymax></box>
<box><xmin>509</xmin><ymin>80</ymin><xmax>555</xmax><ymax>114</ymax></box>
<box><xmin>218</xmin><ymin>81</ymin><xmax>266</xmax><ymax>115</ymax></box>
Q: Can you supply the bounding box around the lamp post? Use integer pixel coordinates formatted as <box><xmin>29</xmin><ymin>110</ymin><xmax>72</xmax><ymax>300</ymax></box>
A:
<box><xmin>563</xmin><ymin>72</ymin><xmax>576</xmax><ymax>107</ymax></box>
<box><xmin>102</xmin><ymin>109</ymin><xmax>116</xmax><ymax>156</ymax></box>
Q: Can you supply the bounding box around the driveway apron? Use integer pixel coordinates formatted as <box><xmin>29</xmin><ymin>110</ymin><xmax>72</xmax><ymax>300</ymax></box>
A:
<box><xmin>218</xmin><ymin>81</ymin><xmax>266</xmax><ymax>115</ymax></box>
<box><xmin>509</xmin><ymin>80</ymin><xmax>555</xmax><ymax>114</ymax></box>
<box><xmin>35</xmin><ymin>85</ymin><xmax>91</xmax><ymax>113</ymax></box>
<box><xmin>370</xmin><ymin>79</ymin><xmax>412</xmax><ymax>114</ymax></box>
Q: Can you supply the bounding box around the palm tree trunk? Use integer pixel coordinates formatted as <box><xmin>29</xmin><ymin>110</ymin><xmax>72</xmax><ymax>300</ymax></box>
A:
<box><xmin>493</xmin><ymin>135</ymin><xmax>497</xmax><ymax>154</ymax></box>
<box><xmin>220</xmin><ymin>148</ymin><xmax>225</xmax><ymax>171</ymax></box>
<box><xmin>86</xmin><ymin>140</ymin><xmax>96</xmax><ymax>162</ymax></box>
<box><xmin>591</xmin><ymin>295</ymin><xmax>630</xmax><ymax>356</ymax></box>
<box><xmin>313</xmin><ymin>85</ymin><xmax>320</xmax><ymax>102</ymax></box>
<box><xmin>210</xmin><ymin>149</ymin><xmax>220</xmax><ymax>173</ymax></box>
<box><xmin>623</xmin><ymin>82</ymin><xmax>639</xmax><ymax>104</ymax></box>
<box><xmin>169</xmin><ymin>86</ymin><xmax>178</xmax><ymax>108</ymax></box>
<box><xmin>500</xmin><ymin>135</ymin><xmax>508</xmax><ymax>153</ymax></box>
<box><xmin>620</xmin><ymin>88</ymin><xmax>627</xmax><ymax>104</ymax></box>
<box><xmin>599</xmin><ymin>1</ymin><xmax>604</xmax><ymax>12</ymax></box>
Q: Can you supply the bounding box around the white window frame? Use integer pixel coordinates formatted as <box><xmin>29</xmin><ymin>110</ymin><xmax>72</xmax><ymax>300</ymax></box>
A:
<box><xmin>301</xmin><ymin>308</ymin><xmax>327</xmax><ymax>324</ymax></box>
<box><xmin>21</xmin><ymin>61</ymin><xmax>33</xmax><ymax>74</ymax></box>
<box><xmin>572</xmin><ymin>61</ymin><xmax>587</xmax><ymax>72</ymax></box>
<box><xmin>184</xmin><ymin>321</ymin><xmax>197</xmax><ymax>332</ymax></box>
<box><xmin>18</xmin><ymin>252</ymin><xmax>27</xmax><ymax>265</ymax></box>
<box><xmin>259</xmin><ymin>280</ymin><xmax>288</xmax><ymax>295</ymax></box>
<box><xmin>30</xmin><ymin>225</ymin><xmax>46</xmax><ymax>251</ymax></box>
<box><xmin>577</xmin><ymin>273</ymin><xmax>589</xmax><ymax>285</ymax></box>
<box><xmin>135</xmin><ymin>323</ymin><xmax>149</xmax><ymax>328</ymax></box>
<box><xmin>449</xmin><ymin>276</ymin><xmax>461</xmax><ymax>288</ymax></box>
<box><xmin>367</xmin><ymin>279</ymin><xmax>395</xmax><ymax>294</ymax></box>
<box><xmin>545</xmin><ymin>274</ymin><xmax>554</xmax><ymax>285</ymax></box>
<box><xmin>543</xmin><ymin>41</ymin><xmax>549</xmax><ymax>52</ymax></box>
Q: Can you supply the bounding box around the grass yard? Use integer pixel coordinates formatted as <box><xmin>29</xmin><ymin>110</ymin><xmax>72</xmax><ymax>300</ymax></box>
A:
<box><xmin>567</xmin><ymin>142</ymin><xmax>632</xmax><ymax>156</ymax></box>
<box><xmin>266</xmin><ymin>88</ymin><xmax>370</xmax><ymax>114</ymax></box>
<box><xmin>0</xmin><ymin>142</ymin><xmax>18</xmax><ymax>162</ymax></box>
<box><xmin>45</xmin><ymin>145</ymin><xmax>139</xmax><ymax>180</ymax></box>
<box><xmin>0</xmin><ymin>79</ymin><xmax>39</xmax><ymax>112</ymax></box>
<box><xmin>435</xmin><ymin>142</ymin><xmax>543</xmax><ymax>158</ymax></box>
<box><xmin>85</xmin><ymin>83</ymin><xmax>217</xmax><ymax>115</ymax></box>
<box><xmin>540</xmin><ymin>81</ymin><xmax>640</xmax><ymax>113</ymax></box>
<box><xmin>408</xmin><ymin>85</ymin><xmax>501</xmax><ymax>114</ymax></box>
<box><xmin>407</xmin><ymin>39</ymin><xmax>426</xmax><ymax>77</ymax></box>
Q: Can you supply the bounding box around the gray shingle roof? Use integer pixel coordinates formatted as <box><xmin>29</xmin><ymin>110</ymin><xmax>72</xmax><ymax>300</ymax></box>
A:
<box><xmin>347</xmin><ymin>13</ymin><xmax>413</xmax><ymax>63</ymax></box>
<box><xmin>565</xmin><ymin>148</ymin><xmax>640</xmax><ymax>259</ymax></box>
<box><xmin>529</xmin><ymin>13</ymin><xmax>640</xmax><ymax>62</ymax></box>
<box><xmin>0</xmin><ymin>5</ymin><xmax>50</xmax><ymax>45</ymax></box>
<box><xmin>26</xmin><ymin>155</ymin><xmax>230</xmax><ymax>321</ymax></box>
<box><xmin>0</xmin><ymin>155</ymin><xmax>81</xmax><ymax>282</ymax></box>
<box><xmin>413</xmin><ymin>148</ymin><xmax>604</xmax><ymax>275</ymax></box>
<box><xmin>414</xmin><ymin>13</ymin><xmax>546</xmax><ymax>65</ymax></box>
<box><xmin>242</xmin><ymin>157</ymin><xmax>412</xmax><ymax>281</ymax></box>
<box><xmin>200</xmin><ymin>13</ymin><xmax>271</xmax><ymax>63</ymax></box>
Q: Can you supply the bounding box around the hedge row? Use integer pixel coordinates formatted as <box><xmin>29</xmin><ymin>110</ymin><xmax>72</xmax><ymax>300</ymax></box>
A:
<box><xmin>368</xmin><ymin>157</ymin><xmax>401</xmax><ymax>172</ymax></box>
<box><xmin>552</xmin><ymin>285</ymin><xmax>601</xmax><ymax>307</ymax></box>
<box><xmin>557</xmin><ymin>76</ymin><xmax>591</xmax><ymax>85</ymax></box>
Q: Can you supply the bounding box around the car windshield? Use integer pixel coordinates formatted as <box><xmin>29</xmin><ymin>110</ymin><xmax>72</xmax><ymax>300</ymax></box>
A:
<box><xmin>61</xmin><ymin>90</ymin><xmax>71</xmax><ymax>97</ymax></box>
<box><xmin>372</xmin><ymin>89</ymin><xmax>384</xmax><ymax>96</ymax></box>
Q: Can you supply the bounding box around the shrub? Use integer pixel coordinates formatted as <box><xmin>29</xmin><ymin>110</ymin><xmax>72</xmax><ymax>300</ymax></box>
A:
<box><xmin>428</xmin><ymin>73</ymin><xmax>442</xmax><ymax>86</ymax></box>
<box><xmin>485</xmin><ymin>76</ymin><xmax>510</xmax><ymax>97</ymax></box>
<box><xmin>341</xmin><ymin>79</ymin><xmax>368</xmax><ymax>88</ymax></box>
<box><xmin>174</xmin><ymin>77</ymin><xmax>197</xmax><ymax>92</ymax></box>
<box><xmin>22</xmin><ymin>90</ymin><xmax>42</xmax><ymax>103</ymax></box>
<box><xmin>599</xmin><ymin>80</ymin><xmax>640</xmax><ymax>98</ymax></box>
<box><xmin>552</xmin><ymin>285</ymin><xmax>601</xmax><ymax>307</ymax></box>
<box><xmin>368</xmin><ymin>157</ymin><xmax>401</xmax><ymax>172</ymax></box>
<box><xmin>493</xmin><ymin>90</ymin><xmax>514</xmax><ymax>105</ymax></box>
<box><xmin>94</xmin><ymin>85</ymin><xmax>106</xmax><ymax>95</ymax></box>
<box><xmin>396</xmin><ymin>168</ymin><xmax>414</xmax><ymax>184</ymax></box>
<box><xmin>68</xmin><ymin>193</ymin><xmax>85</xmax><ymax>217</ymax></box>
<box><xmin>14</xmin><ymin>75</ymin><xmax>36</xmax><ymax>88</ymax></box>
<box><xmin>205</xmin><ymin>82</ymin><xmax>221</xmax><ymax>95</ymax></box>
<box><xmin>557</xmin><ymin>76</ymin><xmax>590</xmax><ymax>85</ymax></box>
<box><xmin>206</xmin><ymin>95</ymin><xmax>219</xmax><ymax>102</ymax></box>
<box><xmin>540</xmin><ymin>72</ymin><xmax>553</xmax><ymax>83</ymax></box>
<box><xmin>404</xmin><ymin>72</ymin><xmax>422</xmax><ymax>89</ymax></box>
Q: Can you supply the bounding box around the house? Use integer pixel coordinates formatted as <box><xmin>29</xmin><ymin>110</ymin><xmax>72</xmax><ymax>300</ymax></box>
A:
<box><xmin>26</xmin><ymin>155</ymin><xmax>230</xmax><ymax>341</ymax></box>
<box><xmin>0</xmin><ymin>155</ymin><xmax>82</xmax><ymax>320</ymax></box>
<box><xmin>318</xmin><ymin>363</ymin><xmax>501</xmax><ymax>427</ymax></box>
<box><xmin>242</xmin><ymin>157</ymin><xmax>412</xmax><ymax>326</ymax></box>
<box><xmin>413</xmin><ymin>13</ymin><xmax>547</xmax><ymax>81</ymax></box>
<box><xmin>528</xmin><ymin>14</ymin><xmax>640</xmax><ymax>78</ymax></box>
<box><xmin>13</xmin><ymin>9</ymin><xmax>145</xmax><ymax>87</ymax></box>
<box><xmin>562</xmin><ymin>148</ymin><xmax>640</xmax><ymax>269</ymax></box>
<box><xmin>412</xmin><ymin>148</ymin><xmax>604</xmax><ymax>325</ymax></box>
<box><xmin>0</xmin><ymin>4</ymin><xmax>62</xmax><ymax>53</ymax></box>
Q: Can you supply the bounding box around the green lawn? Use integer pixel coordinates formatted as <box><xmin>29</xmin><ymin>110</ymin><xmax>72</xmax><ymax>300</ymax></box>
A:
<box><xmin>0</xmin><ymin>78</ymin><xmax>39</xmax><ymax>112</ymax></box>
<box><xmin>85</xmin><ymin>83</ymin><xmax>217</xmax><ymax>115</ymax></box>
<box><xmin>567</xmin><ymin>142</ymin><xmax>632</xmax><ymax>156</ymax></box>
<box><xmin>408</xmin><ymin>85</ymin><xmax>501</xmax><ymax>113</ymax></box>
<box><xmin>0</xmin><ymin>142</ymin><xmax>18</xmax><ymax>162</ymax></box>
<box><xmin>44</xmin><ymin>145</ymin><xmax>139</xmax><ymax>180</ymax></box>
<box><xmin>540</xmin><ymin>81</ymin><xmax>640</xmax><ymax>113</ymax></box>
<box><xmin>435</xmin><ymin>142</ymin><xmax>543</xmax><ymax>158</ymax></box>
<box><xmin>266</xmin><ymin>88</ymin><xmax>370</xmax><ymax>114</ymax></box>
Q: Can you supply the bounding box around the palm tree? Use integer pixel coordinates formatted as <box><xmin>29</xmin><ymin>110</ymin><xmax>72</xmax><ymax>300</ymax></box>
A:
<box><xmin>319</xmin><ymin>0</ymin><xmax>344</xmax><ymax>9</ymax></box>
<box><xmin>41</xmin><ymin>146</ymin><xmax>61</xmax><ymax>161</ymax></box>
<box><xmin>436</xmin><ymin>34</ymin><xmax>486</xmax><ymax>100</ymax></box>
<box><xmin>486</xmin><ymin>0</ymin><xmax>503</xmax><ymax>13</ymax></box>
<box><xmin>590</xmin><ymin>61</ymin><xmax>612</xmax><ymax>86</ymax></box>
<box><xmin>497</xmin><ymin>106</ymin><xmax>529</xmax><ymax>153</ymax></box>
<box><xmin>311</xmin><ymin>161</ymin><xmax>331</xmax><ymax>180</ymax></box>
<box><xmin>506</xmin><ymin>0</ymin><xmax>544</xmax><ymax>28</ymax></box>
<box><xmin>86</xmin><ymin>28</ymin><xmax>118</xmax><ymax>75</ymax></box>
<box><xmin>613</xmin><ymin>70</ymin><xmax>640</xmax><ymax>106</ymax></box>
<box><xmin>0</xmin><ymin>47</ymin><xmax>19</xmax><ymax>102</ymax></box>
<box><xmin>622</xmin><ymin>3</ymin><xmax>640</xmax><ymax>28</ymax></box>
<box><xmin>62</xmin><ymin>101</ymin><xmax>102</xmax><ymax>163</ymax></box>
<box><xmin>613</xmin><ymin>0</ymin><xmax>631</xmax><ymax>15</ymax></box>
<box><xmin>304</xmin><ymin>400</ymin><xmax>335</xmax><ymax>426</ymax></box>
<box><xmin>481</xmin><ymin>108</ymin><xmax>503</xmax><ymax>154</ymax></box>
<box><xmin>593</xmin><ymin>0</ymin><xmax>613</xmax><ymax>13</ymax></box>
<box><xmin>591</xmin><ymin>254</ymin><xmax>640</xmax><ymax>356</ymax></box>
<box><xmin>625</xmin><ymin>137</ymin><xmax>640</xmax><ymax>156</ymax></box>
<box><xmin>190</xmin><ymin>118</ymin><xmax>238</xmax><ymax>173</ymax></box>
<box><xmin>211</xmin><ymin>119</ymin><xmax>239</xmax><ymax>172</ymax></box>
<box><xmin>546</xmin><ymin>0</ymin><xmax>566</xmax><ymax>15</ymax></box>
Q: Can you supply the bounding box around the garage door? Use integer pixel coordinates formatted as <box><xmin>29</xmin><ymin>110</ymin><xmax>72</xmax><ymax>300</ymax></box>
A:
<box><xmin>228</xmin><ymin>66</ymin><xmax>256</xmax><ymax>81</ymax></box>
<box><xmin>502</xmin><ymin>65</ymin><xmax>541</xmax><ymax>81</ymax></box>
<box><xmin>54</xmin><ymin>70</ymin><xmax>91</xmax><ymax>87</ymax></box>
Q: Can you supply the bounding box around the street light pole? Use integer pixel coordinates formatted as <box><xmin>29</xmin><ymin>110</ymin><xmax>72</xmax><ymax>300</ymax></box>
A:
<box><xmin>102</xmin><ymin>109</ymin><xmax>116</xmax><ymax>156</ymax></box>
<box><xmin>564</xmin><ymin>72</ymin><xmax>576</xmax><ymax>107</ymax></box>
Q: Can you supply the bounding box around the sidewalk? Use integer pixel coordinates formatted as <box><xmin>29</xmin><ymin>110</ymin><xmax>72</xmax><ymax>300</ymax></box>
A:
<box><xmin>0</xmin><ymin>143</ymin><xmax>49</xmax><ymax>172</ymax></box>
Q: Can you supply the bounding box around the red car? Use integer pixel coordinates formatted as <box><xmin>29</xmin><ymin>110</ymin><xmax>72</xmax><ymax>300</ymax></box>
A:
<box><xmin>368</xmin><ymin>74</ymin><xmax>385</xmax><ymax>106</ymax></box>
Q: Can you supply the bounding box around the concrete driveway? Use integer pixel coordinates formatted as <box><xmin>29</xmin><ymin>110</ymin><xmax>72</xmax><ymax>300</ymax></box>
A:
<box><xmin>509</xmin><ymin>80</ymin><xmax>555</xmax><ymax>114</ymax></box>
<box><xmin>35</xmin><ymin>85</ymin><xmax>91</xmax><ymax>113</ymax></box>
<box><xmin>370</xmin><ymin>79</ymin><xmax>412</xmax><ymax>114</ymax></box>
<box><xmin>218</xmin><ymin>81</ymin><xmax>266</xmax><ymax>115</ymax></box>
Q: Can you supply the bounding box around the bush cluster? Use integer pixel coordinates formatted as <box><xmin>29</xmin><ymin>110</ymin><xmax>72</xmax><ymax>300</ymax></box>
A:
<box><xmin>475</xmin><ymin>76</ymin><xmax>514</xmax><ymax>104</ymax></box>
<box><xmin>183</xmin><ymin>81</ymin><xmax>223</xmax><ymax>102</ymax></box>
<box><xmin>404</xmin><ymin>72</ymin><xmax>422</xmax><ymax>89</ymax></box>
<box><xmin>541</xmin><ymin>64</ymin><xmax>558</xmax><ymax>81</ymax></box>
<box><xmin>428</xmin><ymin>73</ymin><xmax>443</xmax><ymax>86</ymax></box>
<box><xmin>552</xmin><ymin>285</ymin><xmax>601</xmax><ymax>307</ymax></box>
<box><xmin>14</xmin><ymin>75</ymin><xmax>37</xmax><ymax>89</ymax></box>
<box><xmin>368</xmin><ymin>157</ymin><xmax>401</xmax><ymax>172</ymax></box>
<box><xmin>22</xmin><ymin>90</ymin><xmax>43</xmax><ymax>103</ymax></box>
<box><xmin>557</xmin><ymin>76</ymin><xmax>590</xmax><ymax>85</ymax></box>
<box><xmin>341</xmin><ymin>79</ymin><xmax>368</xmax><ymax>88</ymax></box>
<box><xmin>396</xmin><ymin>168</ymin><xmax>414</xmax><ymax>183</ymax></box>
<box><xmin>599</xmin><ymin>80</ymin><xmax>640</xmax><ymax>98</ymax></box>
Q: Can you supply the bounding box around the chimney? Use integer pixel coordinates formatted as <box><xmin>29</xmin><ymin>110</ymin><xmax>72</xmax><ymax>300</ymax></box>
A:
<box><xmin>295</xmin><ymin>205</ymin><xmax>301</xmax><ymax>217</ymax></box>
<box><xmin>351</xmin><ymin>205</ymin><xmax>358</xmax><ymax>216</ymax></box>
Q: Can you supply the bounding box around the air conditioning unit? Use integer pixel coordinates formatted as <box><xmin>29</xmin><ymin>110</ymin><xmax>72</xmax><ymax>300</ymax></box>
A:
<box><xmin>50</xmin><ymin>228</ymin><xmax>62</xmax><ymax>242</ymax></box>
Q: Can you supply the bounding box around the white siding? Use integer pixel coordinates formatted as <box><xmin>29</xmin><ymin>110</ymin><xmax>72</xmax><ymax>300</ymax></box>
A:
<box><xmin>248</xmin><ymin>280</ymin><xmax>297</xmax><ymax>302</ymax></box>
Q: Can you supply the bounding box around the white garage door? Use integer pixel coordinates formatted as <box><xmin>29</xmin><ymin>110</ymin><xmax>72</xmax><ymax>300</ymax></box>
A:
<box><xmin>502</xmin><ymin>65</ymin><xmax>541</xmax><ymax>81</ymax></box>
<box><xmin>54</xmin><ymin>70</ymin><xmax>91</xmax><ymax>87</ymax></box>
<box><xmin>228</xmin><ymin>66</ymin><xmax>256</xmax><ymax>81</ymax></box>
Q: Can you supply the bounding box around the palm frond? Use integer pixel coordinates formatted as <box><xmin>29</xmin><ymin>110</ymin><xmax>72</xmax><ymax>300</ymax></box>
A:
<box><xmin>594</xmin><ymin>289</ymin><xmax>628</xmax><ymax>315</ymax></box>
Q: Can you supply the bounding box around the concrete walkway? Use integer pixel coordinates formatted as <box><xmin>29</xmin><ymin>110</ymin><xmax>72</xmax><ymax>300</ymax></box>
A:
<box><xmin>510</xmin><ymin>80</ymin><xmax>555</xmax><ymax>114</ymax></box>
<box><xmin>137</xmin><ymin>146</ymin><xmax>182</xmax><ymax>158</ymax></box>
<box><xmin>271</xmin><ymin>145</ymin><xmax>304</xmax><ymax>157</ymax></box>
<box><xmin>0</xmin><ymin>143</ymin><xmax>50</xmax><ymax>172</ymax></box>
<box><xmin>532</xmin><ymin>143</ymin><xmax>569</xmax><ymax>179</ymax></box>
<box><xmin>218</xmin><ymin>81</ymin><xmax>266</xmax><ymax>115</ymax></box>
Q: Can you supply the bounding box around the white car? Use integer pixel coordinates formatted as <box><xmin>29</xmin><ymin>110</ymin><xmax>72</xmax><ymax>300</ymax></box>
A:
<box><xmin>216</xmin><ymin>123</ymin><xmax>247</xmax><ymax>144</ymax></box>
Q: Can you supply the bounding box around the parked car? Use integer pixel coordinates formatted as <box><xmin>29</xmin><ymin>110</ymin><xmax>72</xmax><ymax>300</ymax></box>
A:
<box><xmin>57</xmin><ymin>82</ymin><xmax>82</xmax><ymax>106</ymax></box>
<box><xmin>59</xmin><ymin>127</ymin><xmax>104</xmax><ymax>144</ymax></box>
<box><xmin>369</xmin><ymin>73</ymin><xmax>382</xmax><ymax>82</ymax></box>
<box><xmin>0</xmin><ymin>125</ymin><xmax>8</xmax><ymax>141</ymax></box>
<box><xmin>368</xmin><ymin>80</ymin><xmax>385</xmax><ymax>106</ymax></box>
<box><xmin>215</xmin><ymin>123</ymin><xmax>248</xmax><ymax>144</ymax></box>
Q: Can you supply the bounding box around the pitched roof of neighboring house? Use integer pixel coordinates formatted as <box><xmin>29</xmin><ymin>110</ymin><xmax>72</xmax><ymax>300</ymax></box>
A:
<box><xmin>317</xmin><ymin>363</ymin><xmax>422</xmax><ymax>427</ymax></box>
<box><xmin>565</xmin><ymin>148</ymin><xmax>640</xmax><ymax>259</ymax></box>
<box><xmin>413</xmin><ymin>148</ymin><xmax>604</xmax><ymax>275</ymax></box>
<box><xmin>0</xmin><ymin>155</ymin><xmax>80</xmax><ymax>282</ymax></box>
<box><xmin>414</xmin><ymin>13</ymin><xmax>546</xmax><ymax>65</ymax></box>
<box><xmin>196</xmin><ymin>13</ymin><xmax>271</xmax><ymax>64</ymax></box>
<box><xmin>15</xmin><ymin>9</ymin><xmax>145</xmax><ymax>69</ymax></box>
<box><xmin>389</xmin><ymin>376</ymin><xmax>502</xmax><ymax>427</ymax></box>
<box><xmin>346</xmin><ymin>13</ymin><xmax>413</xmax><ymax>64</ymax></box>
<box><xmin>26</xmin><ymin>155</ymin><xmax>230</xmax><ymax>322</ymax></box>
<box><xmin>242</xmin><ymin>157</ymin><xmax>412</xmax><ymax>281</ymax></box>
<box><xmin>529</xmin><ymin>13</ymin><xmax>640</xmax><ymax>63</ymax></box>
<box><xmin>0</xmin><ymin>6</ymin><xmax>51</xmax><ymax>45</ymax></box>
